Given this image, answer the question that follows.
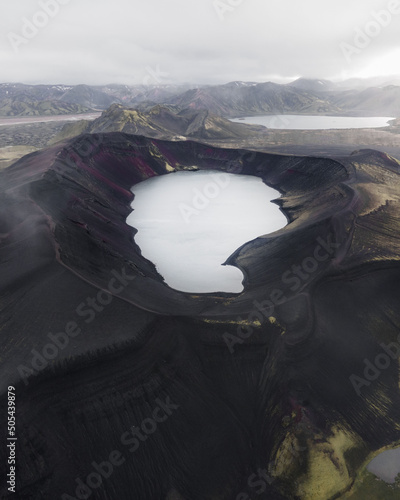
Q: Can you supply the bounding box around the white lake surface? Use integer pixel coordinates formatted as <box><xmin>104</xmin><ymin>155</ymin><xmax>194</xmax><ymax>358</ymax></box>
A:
<box><xmin>230</xmin><ymin>115</ymin><xmax>395</xmax><ymax>130</ymax></box>
<box><xmin>126</xmin><ymin>171</ymin><xmax>286</xmax><ymax>293</ymax></box>
<box><xmin>367</xmin><ymin>447</ymin><xmax>400</xmax><ymax>483</ymax></box>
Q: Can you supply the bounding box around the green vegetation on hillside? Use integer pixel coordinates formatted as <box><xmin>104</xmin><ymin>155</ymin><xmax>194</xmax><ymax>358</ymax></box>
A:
<box><xmin>339</xmin><ymin>469</ymin><xmax>399</xmax><ymax>500</ymax></box>
<box><xmin>0</xmin><ymin>99</ymin><xmax>92</xmax><ymax>117</ymax></box>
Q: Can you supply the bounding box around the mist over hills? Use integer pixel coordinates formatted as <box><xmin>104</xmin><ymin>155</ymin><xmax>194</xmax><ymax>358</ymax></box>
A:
<box><xmin>286</xmin><ymin>77</ymin><xmax>339</xmax><ymax>92</ymax></box>
<box><xmin>327</xmin><ymin>85</ymin><xmax>400</xmax><ymax>117</ymax></box>
<box><xmin>166</xmin><ymin>80</ymin><xmax>398</xmax><ymax>119</ymax></box>
<box><xmin>165</xmin><ymin>81</ymin><xmax>340</xmax><ymax>117</ymax></box>
<box><xmin>1</xmin><ymin>75</ymin><xmax>400</xmax><ymax>118</ymax></box>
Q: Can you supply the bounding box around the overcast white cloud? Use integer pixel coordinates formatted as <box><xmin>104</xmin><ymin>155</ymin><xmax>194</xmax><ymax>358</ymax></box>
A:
<box><xmin>1</xmin><ymin>0</ymin><xmax>400</xmax><ymax>85</ymax></box>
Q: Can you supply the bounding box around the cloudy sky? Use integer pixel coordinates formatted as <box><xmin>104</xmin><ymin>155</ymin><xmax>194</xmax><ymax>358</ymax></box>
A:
<box><xmin>1</xmin><ymin>0</ymin><xmax>400</xmax><ymax>86</ymax></box>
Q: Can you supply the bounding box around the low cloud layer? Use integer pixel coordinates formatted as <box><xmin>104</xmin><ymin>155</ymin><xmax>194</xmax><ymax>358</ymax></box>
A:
<box><xmin>1</xmin><ymin>0</ymin><xmax>400</xmax><ymax>85</ymax></box>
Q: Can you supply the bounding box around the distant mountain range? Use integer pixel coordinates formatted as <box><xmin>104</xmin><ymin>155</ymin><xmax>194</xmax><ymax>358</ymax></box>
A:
<box><xmin>1</xmin><ymin>76</ymin><xmax>400</xmax><ymax>118</ymax></box>
<box><xmin>0</xmin><ymin>83</ymin><xmax>192</xmax><ymax>116</ymax></box>
<box><xmin>165</xmin><ymin>81</ymin><xmax>341</xmax><ymax>117</ymax></box>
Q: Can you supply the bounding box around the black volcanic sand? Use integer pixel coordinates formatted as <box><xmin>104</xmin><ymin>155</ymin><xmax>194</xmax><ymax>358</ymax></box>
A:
<box><xmin>1</xmin><ymin>132</ymin><xmax>400</xmax><ymax>499</ymax></box>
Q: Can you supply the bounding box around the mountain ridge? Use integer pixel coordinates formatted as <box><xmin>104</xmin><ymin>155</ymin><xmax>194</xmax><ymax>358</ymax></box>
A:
<box><xmin>2</xmin><ymin>78</ymin><xmax>400</xmax><ymax>118</ymax></box>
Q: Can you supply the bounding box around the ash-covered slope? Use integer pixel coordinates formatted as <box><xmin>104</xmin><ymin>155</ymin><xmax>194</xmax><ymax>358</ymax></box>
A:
<box><xmin>1</xmin><ymin>134</ymin><xmax>400</xmax><ymax>499</ymax></box>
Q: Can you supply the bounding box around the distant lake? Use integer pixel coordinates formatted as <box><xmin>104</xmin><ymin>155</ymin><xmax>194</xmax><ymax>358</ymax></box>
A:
<box><xmin>230</xmin><ymin>115</ymin><xmax>395</xmax><ymax>130</ymax></box>
<box><xmin>367</xmin><ymin>447</ymin><xmax>400</xmax><ymax>483</ymax></box>
<box><xmin>127</xmin><ymin>171</ymin><xmax>286</xmax><ymax>293</ymax></box>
